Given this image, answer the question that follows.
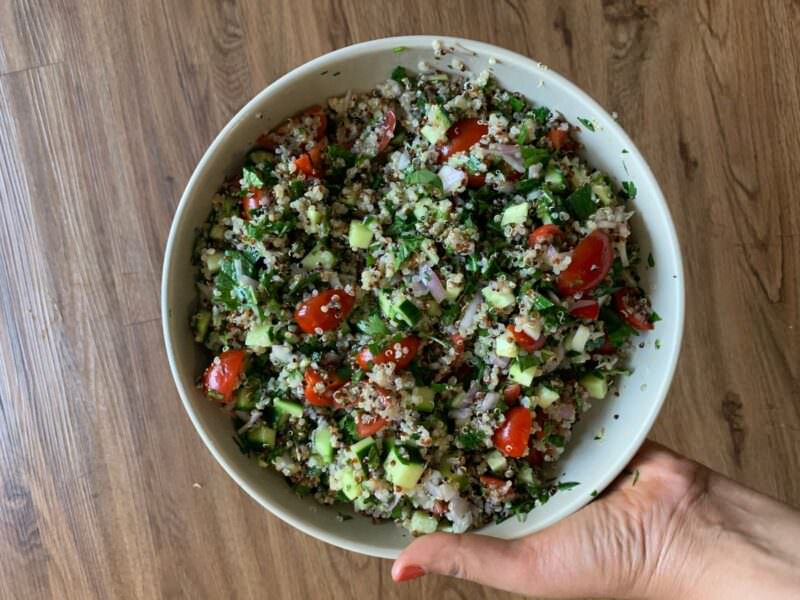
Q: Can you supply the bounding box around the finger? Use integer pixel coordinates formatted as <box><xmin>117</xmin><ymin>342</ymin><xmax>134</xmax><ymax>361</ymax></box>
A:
<box><xmin>392</xmin><ymin>532</ymin><xmax>531</xmax><ymax>592</ymax></box>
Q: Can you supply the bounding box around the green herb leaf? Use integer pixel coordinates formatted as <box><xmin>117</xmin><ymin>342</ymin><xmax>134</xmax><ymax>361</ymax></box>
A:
<box><xmin>405</xmin><ymin>169</ymin><xmax>443</xmax><ymax>193</ymax></box>
<box><xmin>521</xmin><ymin>146</ymin><xmax>551</xmax><ymax>168</ymax></box>
<box><xmin>547</xmin><ymin>434</ymin><xmax>565</xmax><ymax>447</ymax></box>
<box><xmin>242</xmin><ymin>167</ymin><xmax>264</xmax><ymax>189</ymax></box>
<box><xmin>393</xmin><ymin>46</ymin><xmax>406</xmax><ymax>53</ymax></box>
<box><xmin>516</xmin><ymin>122</ymin><xmax>528</xmax><ymax>145</ymax></box>
<box><xmin>394</xmin><ymin>236</ymin><xmax>424</xmax><ymax>269</ymax></box>
<box><xmin>456</xmin><ymin>428</ymin><xmax>484</xmax><ymax>450</ymax></box>
<box><xmin>532</xmin><ymin>106</ymin><xmax>551</xmax><ymax>124</ymax></box>
<box><xmin>557</xmin><ymin>481</ymin><xmax>580</xmax><ymax>490</ymax></box>
<box><xmin>357</xmin><ymin>314</ymin><xmax>390</xmax><ymax>337</ymax></box>
<box><xmin>601</xmin><ymin>308</ymin><xmax>636</xmax><ymax>347</ymax></box>
<box><xmin>622</xmin><ymin>180</ymin><xmax>637</xmax><ymax>199</ymax></box>
<box><xmin>531</xmin><ymin>293</ymin><xmax>555</xmax><ymax>311</ymax></box>
<box><xmin>566</xmin><ymin>184</ymin><xmax>596</xmax><ymax>220</ymax></box>
<box><xmin>647</xmin><ymin>252</ymin><xmax>655</xmax><ymax>268</ymax></box>
<box><xmin>649</xmin><ymin>311</ymin><xmax>662</xmax><ymax>323</ymax></box>
<box><xmin>516</xmin><ymin>178</ymin><xmax>539</xmax><ymax>195</ymax></box>
<box><xmin>577</xmin><ymin>117</ymin><xmax>595</xmax><ymax>132</ymax></box>
<box><xmin>391</xmin><ymin>65</ymin><xmax>407</xmax><ymax>82</ymax></box>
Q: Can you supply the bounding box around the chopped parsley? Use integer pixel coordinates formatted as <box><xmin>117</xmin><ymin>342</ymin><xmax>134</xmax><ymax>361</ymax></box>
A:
<box><xmin>622</xmin><ymin>180</ymin><xmax>637</xmax><ymax>199</ymax></box>
<box><xmin>577</xmin><ymin>117</ymin><xmax>595</xmax><ymax>131</ymax></box>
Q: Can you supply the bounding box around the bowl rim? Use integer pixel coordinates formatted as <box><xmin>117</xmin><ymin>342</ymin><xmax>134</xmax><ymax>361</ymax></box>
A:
<box><xmin>161</xmin><ymin>34</ymin><xmax>685</xmax><ymax>559</ymax></box>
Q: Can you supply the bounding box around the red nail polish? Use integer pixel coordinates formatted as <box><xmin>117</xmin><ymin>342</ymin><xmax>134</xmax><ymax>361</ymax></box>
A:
<box><xmin>395</xmin><ymin>565</ymin><xmax>425</xmax><ymax>582</ymax></box>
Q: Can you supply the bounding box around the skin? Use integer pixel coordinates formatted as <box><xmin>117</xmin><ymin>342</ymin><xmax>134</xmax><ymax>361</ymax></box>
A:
<box><xmin>392</xmin><ymin>441</ymin><xmax>800</xmax><ymax>599</ymax></box>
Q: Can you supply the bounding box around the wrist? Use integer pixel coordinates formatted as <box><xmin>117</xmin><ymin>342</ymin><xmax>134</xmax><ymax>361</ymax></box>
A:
<box><xmin>671</xmin><ymin>471</ymin><xmax>800</xmax><ymax>600</ymax></box>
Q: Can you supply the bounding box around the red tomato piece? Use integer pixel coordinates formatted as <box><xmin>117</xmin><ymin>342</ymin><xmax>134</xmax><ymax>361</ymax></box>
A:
<box><xmin>356</xmin><ymin>336</ymin><xmax>421</xmax><ymax>371</ymax></box>
<box><xmin>203</xmin><ymin>349</ymin><xmax>246</xmax><ymax>403</ymax></box>
<box><xmin>613</xmin><ymin>287</ymin><xmax>655</xmax><ymax>331</ymax></box>
<box><xmin>594</xmin><ymin>336</ymin><xmax>617</xmax><ymax>356</ymax></box>
<box><xmin>506</xmin><ymin>324</ymin><xmax>545</xmax><ymax>353</ymax></box>
<box><xmin>503</xmin><ymin>383</ymin><xmax>522</xmax><ymax>405</ymax></box>
<box><xmin>466</xmin><ymin>172</ymin><xmax>486</xmax><ymax>188</ymax></box>
<box><xmin>356</xmin><ymin>415</ymin><xmax>388</xmax><ymax>438</ymax></box>
<box><xmin>450</xmin><ymin>333</ymin><xmax>466</xmax><ymax>355</ymax></box>
<box><xmin>242</xmin><ymin>188</ymin><xmax>265</xmax><ymax>221</ymax></box>
<box><xmin>438</xmin><ymin>119</ymin><xmax>488</xmax><ymax>161</ymax></box>
<box><xmin>528</xmin><ymin>224</ymin><xmax>564</xmax><ymax>248</ymax></box>
<box><xmin>493</xmin><ymin>406</ymin><xmax>533</xmax><ymax>458</ymax></box>
<box><xmin>569</xmin><ymin>298</ymin><xmax>600</xmax><ymax>320</ymax></box>
<box><xmin>375</xmin><ymin>110</ymin><xmax>397</xmax><ymax>153</ymax></box>
<box><xmin>556</xmin><ymin>230</ymin><xmax>613</xmax><ymax>297</ymax></box>
<box><xmin>528</xmin><ymin>448</ymin><xmax>544</xmax><ymax>467</ymax></box>
<box><xmin>294</xmin><ymin>288</ymin><xmax>355</xmax><ymax>334</ymax></box>
<box><xmin>546</xmin><ymin>128</ymin><xmax>569</xmax><ymax>151</ymax></box>
<box><xmin>303</xmin><ymin>368</ymin><xmax>346</xmax><ymax>407</ymax></box>
<box><xmin>479</xmin><ymin>475</ymin><xmax>509</xmax><ymax>489</ymax></box>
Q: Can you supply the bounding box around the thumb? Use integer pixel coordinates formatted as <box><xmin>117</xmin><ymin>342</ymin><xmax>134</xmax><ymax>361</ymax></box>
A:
<box><xmin>391</xmin><ymin>532</ymin><xmax>537</xmax><ymax>592</ymax></box>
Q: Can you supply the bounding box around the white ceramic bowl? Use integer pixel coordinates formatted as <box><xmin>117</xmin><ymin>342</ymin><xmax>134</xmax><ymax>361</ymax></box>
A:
<box><xmin>162</xmin><ymin>36</ymin><xmax>684</xmax><ymax>559</ymax></box>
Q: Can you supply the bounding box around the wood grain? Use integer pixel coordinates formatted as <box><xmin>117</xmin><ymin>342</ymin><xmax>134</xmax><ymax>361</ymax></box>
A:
<box><xmin>1</xmin><ymin>1</ymin><xmax>798</xmax><ymax>598</ymax></box>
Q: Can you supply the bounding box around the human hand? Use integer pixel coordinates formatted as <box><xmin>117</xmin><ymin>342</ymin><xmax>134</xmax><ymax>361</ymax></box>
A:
<box><xmin>391</xmin><ymin>440</ymin><xmax>800</xmax><ymax>599</ymax></box>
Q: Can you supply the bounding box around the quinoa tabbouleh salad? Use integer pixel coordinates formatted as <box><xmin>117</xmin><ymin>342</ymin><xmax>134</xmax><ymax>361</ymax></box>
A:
<box><xmin>192</xmin><ymin>62</ymin><xmax>659</xmax><ymax>534</ymax></box>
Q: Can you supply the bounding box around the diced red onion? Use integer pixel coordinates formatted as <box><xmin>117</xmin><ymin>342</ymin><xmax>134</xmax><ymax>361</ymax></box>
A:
<box><xmin>549</xmin><ymin>403</ymin><xmax>576</xmax><ymax>422</ymax></box>
<box><xmin>490</xmin><ymin>354</ymin><xmax>510</xmax><ymax>369</ymax></box>
<box><xmin>479</xmin><ymin>392</ymin><xmax>501</xmax><ymax>412</ymax></box>
<box><xmin>465</xmin><ymin>382</ymin><xmax>480</xmax><ymax>402</ymax></box>
<box><xmin>237</xmin><ymin>410</ymin><xmax>263</xmax><ymax>434</ymax></box>
<box><xmin>459</xmin><ymin>292</ymin><xmax>483</xmax><ymax>331</ymax></box>
<box><xmin>488</xmin><ymin>144</ymin><xmax>525</xmax><ymax>173</ymax></box>
<box><xmin>438</xmin><ymin>165</ymin><xmax>467</xmax><ymax>193</ymax></box>
<box><xmin>420</xmin><ymin>265</ymin><xmax>447</xmax><ymax>303</ymax></box>
<box><xmin>448</xmin><ymin>406</ymin><xmax>473</xmax><ymax>421</ymax></box>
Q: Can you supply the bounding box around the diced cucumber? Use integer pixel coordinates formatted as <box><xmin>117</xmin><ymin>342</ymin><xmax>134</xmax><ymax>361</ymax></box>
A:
<box><xmin>313</xmin><ymin>425</ymin><xmax>334</xmax><ymax>464</ymax></box>
<box><xmin>438</xmin><ymin>457</ymin><xmax>469</xmax><ymax>491</ymax></box>
<box><xmin>580</xmin><ymin>372</ymin><xmax>608</xmax><ymax>400</ymax></box>
<box><xmin>350</xmin><ymin>436</ymin><xmax>376</xmax><ymax>459</ymax></box>
<box><xmin>544</xmin><ymin>166</ymin><xmax>566</xmax><ymax>191</ymax></box>
<box><xmin>204</xmin><ymin>252</ymin><xmax>223</xmax><ymax>273</ymax></box>
<box><xmin>536</xmin><ymin>384</ymin><xmax>560</xmax><ymax>408</ymax></box>
<box><xmin>245</xmin><ymin>322</ymin><xmax>273</xmax><ymax>349</ymax></box>
<box><xmin>274</xmin><ymin>399</ymin><xmax>304</xmax><ymax>418</ymax></box>
<box><xmin>500</xmin><ymin>202</ymin><xmax>529</xmax><ymax>226</ymax></box>
<box><xmin>338</xmin><ymin>467</ymin><xmax>362</xmax><ymax>500</ymax></box>
<box><xmin>306</xmin><ymin>206</ymin><xmax>323</xmax><ymax>225</ymax></box>
<box><xmin>482</xmin><ymin>286</ymin><xmax>515</xmax><ymax>310</ymax></box>
<box><xmin>486</xmin><ymin>450</ymin><xmax>508</xmax><ymax>474</ymax></box>
<box><xmin>410</xmin><ymin>511</ymin><xmax>439</xmax><ymax>534</ymax></box>
<box><xmin>495</xmin><ymin>333</ymin><xmax>519</xmax><ymax>358</ymax></box>
<box><xmin>395</xmin><ymin>299</ymin><xmax>422</xmax><ymax>326</ymax></box>
<box><xmin>209</xmin><ymin>224</ymin><xmax>225</xmax><ymax>241</ymax></box>
<box><xmin>568</xmin><ymin>324</ymin><xmax>591</xmax><ymax>353</ymax></box>
<box><xmin>235</xmin><ymin>386</ymin><xmax>256</xmax><ymax>411</ymax></box>
<box><xmin>592</xmin><ymin>182</ymin><xmax>614</xmax><ymax>206</ymax></box>
<box><xmin>249</xmin><ymin>150</ymin><xmax>272</xmax><ymax>164</ymax></box>
<box><xmin>301</xmin><ymin>245</ymin><xmax>336</xmax><ymax>270</ymax></box>
<box><xmin>421</xmin><ymin>104</ymin><xmax>451</xmax><ymax>144</ymax></box>
<box><xmin>445</xmin><ymin>278</ymin><xmax>463</xmax><ymax>300</ymax></box>
<box><xmin>246</xmin><ymin>424</ymin><xmax>276</xmax><ymax>448</ymax></box>
<box><xmin>378</xmin><ymin>291</ymin><xmax>395</xmax><ymax>319</ymax></box>
<box><xmin>517</xmin><ymin>464</ymin><xmax>534</xmax><ymax>484</ymax></box>
<box><xmin>413</xmin><ymin>198</ymin><xmax>433</xmax><ymax>221</ymax></box>
<box><xmin>348</xmin><ymin>221</ymin><xmax>373</xmax><ymax>249</ymax></box>
<box><xmin>192</xmin><ymin>310</ymin><xmax>211</xmax><ymax>343</ymax></box>
<box><xmin>410</xmin><ymin>387</ymin><xmax>435</xmax><ymax>412</ymax></box>
<box><xmin>384</xmin><ymin>447</ymin><xmax>425</xmax><ymax>490</ymax></box>
<box><xmin>509</xmin><ymin>361</ymin><xmax>540</xmax><ymax>386</ymax></box>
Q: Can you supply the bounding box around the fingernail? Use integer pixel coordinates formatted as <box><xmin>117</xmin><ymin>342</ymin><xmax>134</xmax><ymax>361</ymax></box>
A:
<box><xmin>395</xmin><ymin>565</ymin><xmax>425</xmax><ymax>582</ymax></box>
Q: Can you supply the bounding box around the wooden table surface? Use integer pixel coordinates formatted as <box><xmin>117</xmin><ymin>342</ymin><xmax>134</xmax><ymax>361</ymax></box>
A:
<box><xmin>1</xmin><ymin>1</ymin><xmax>798</xmax><ymax>598</ymax></box>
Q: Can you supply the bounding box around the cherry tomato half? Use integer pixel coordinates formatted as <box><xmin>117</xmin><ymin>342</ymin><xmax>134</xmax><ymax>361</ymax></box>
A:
<box><xmin>242</xmin><ymin>188</ymin><xmax>265</xmax><ymax>221</ymax></box>
<box><xmin>493</xmin><ymin>406</ymin><xmax>533</xmax><ymax>458</ymax></box>
<box><xmin>356</xmin><ymin>415</ymin><xmax>388</xmax><ymax>438</ymax></box>
<box><xmin>356</xmin><ymin>335</ymin><xmax>420</xmax><ymax>371</ymax></box>
<box><xmin>438</xmin><ymin>119</ymin><xmax>488</xmax><ymax>161</ymax></box>
<box><xmin>303</xmin><ymin>368</ymin><xmax>346</xmax><ymax>407</ymax></box>
<box><xmin>503</xmin><ymin>383</ymin><xmax>522</xmax><ymax>405</ymax></box>
<box><xmin>203</xmin><ymin>349</ymin><xmax>246</xmax><ymax>403</ymax></box>
<box><xmin>528</xmin><ymin>224</ymin><xmax>564</xmax><ymax>248</ymax></box>
<box><xmin>569</xmin><ymin>298</ymin><xmax>600</xmax><ymax>321</ymax></box>
<box><xmin>294</xmin><ymin>288</ymin><xmax>355</xmax><ymax>334</ymax></box>
<box><xmin>375</xmin><ymin>110</ymin><xmax>397</xmax><ymax>154</ymax></box>
<box><xmin>613</xmin><ymin>287</ymin><xmax>655</xmax><ymax>331</ymax></box>
<box><xmin>466</xmin><ymin>172</ymin><xmax>486</xmax><ymax>188</ymax></box>
<box><xmin>556</xmin><ymin>230</ymin><xmax>613</xmax><ymax>297</ymax></box>
<box><xmin>506</xmin><ymin>324</ymin><xmax>545</xmax><ymax>353</ymax></box>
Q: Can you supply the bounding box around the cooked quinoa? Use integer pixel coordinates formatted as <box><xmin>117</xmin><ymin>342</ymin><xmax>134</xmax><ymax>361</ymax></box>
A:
<box><xmin>191</xmin><ymin>65</ymin><xmax>658</xmax><ymax>534</ymax></box>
